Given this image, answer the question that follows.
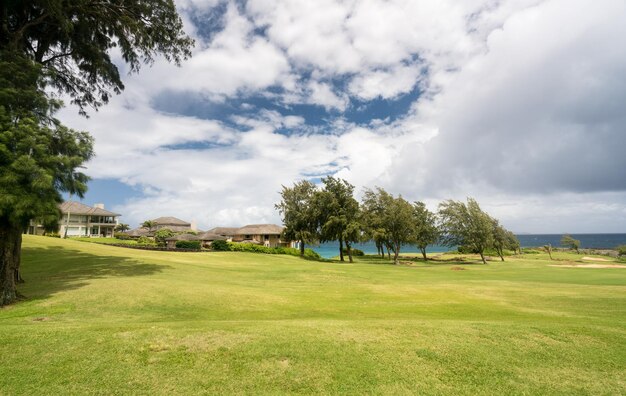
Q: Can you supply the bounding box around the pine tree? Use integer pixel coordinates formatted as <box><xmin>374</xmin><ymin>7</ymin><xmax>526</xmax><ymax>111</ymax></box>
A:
<box><xmin>0</xmin><ymin>1</ymin><xmax>193</xmax><ymax>305</ymax></box>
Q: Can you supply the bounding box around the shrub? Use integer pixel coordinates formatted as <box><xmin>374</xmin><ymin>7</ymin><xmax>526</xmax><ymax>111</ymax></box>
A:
<box><xmin>115</xmin><ymin>232</ymin><xmax>131</xmax><ymax>240</ymax></box>
<box><xmin>137</xmin><ymin>236</ymin><xmax>155</xmax><ymax>246</ymax></box>
<box><xmin>457</xmin><ymin>245</ymin><xmax>477</xmax><ymax>254</ymax></box>
<box><xmin>229</xmin><ymin>243</ymin><xmax>273</xmax><ymax>253</ymax></box>
<box><xmin>224</xmin><ymin>242</ymin><xmax>323</xmax><ymax>259</ymax></box>
<box><xmin>483</xmin><ymin>248</ymin><xmax>514</xmax><ymax>257</ymax></box>
<box><xmin>617</xmin><ymin>245</ymin><xmax>626</xmax><ymax>257</ymax></box>
<box><xmin>303</xmin><ymin>248</ymin><xmax>322</xmax><ymax>260</ymax></box>
<box><xmin>44</xmin><ymin>232</ymin><xmax>61</xmax><ymax>238</ymax></box>
<box><xmin>345</xmin><ymin>248</ymin><xmax>364</xmax><ymax>256</ymax></box>
<box><xmin>211</xmin><ymin>239</ymin><xmax>230</xmax><ymax>251</ymax></box>
<box><xmin>175</xmin><ymin>240</ymin><xmax>201</xmax><ymax>250</ymax></box>
<box><xmin>154</xmin><ymin>228</ymin><xmax>175</xmax><ymax>246</ymax></box>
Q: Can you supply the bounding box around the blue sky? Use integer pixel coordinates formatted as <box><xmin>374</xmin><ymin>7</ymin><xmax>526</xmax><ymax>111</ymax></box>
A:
<box><xmin>59</xmin><ymin>0</ymin><xmax>626</xmax><ymax>232</ymax></box>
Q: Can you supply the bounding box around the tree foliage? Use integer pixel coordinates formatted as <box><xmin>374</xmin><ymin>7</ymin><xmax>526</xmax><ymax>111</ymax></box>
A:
<box><xmin>115</xmin><ymin>223</ymin><xmax>130</xmax><ymax>233</ymax></box>
<box><xmin>438</xmin><ymin>198</ymin><xmax>494</xmax><ymax>264</ymax></box>
<box><xmin>412</xmin><ymin>201</ymin><xmax>440</xmax><ymax>260</ymax></box>
<box><xmin>492</xmin><ymin>220</ymin><xmax>520</xmax><ymax>261</ymax></box>
<box><xmin>315</xmin><ymin>177</ymin><xmax>361</xmax><ymax>262</ymax></box>
<box><xmin>361</xmin><ymin>188</ymin><xmax>415</xmax><ymax>264</ymax></box>
<box><xmin>361</xmin><ymin>188</ymin><xmax>392</xmax><ymax>258</ymax></box>
<box><xmin>0</xmin><ymin>1</ymin><xmax>193</xmax><ymax>306</ymax></box>
<box><xmin>275</xmin><ymin>180</ymin><xmax>318</xmax><ymax>257</ymax></box>
<box><xmin>141</xmin><ymin>220</ymin><xmax>157</xmax><ymax>232</ymax></box>
<box><xmin>0</xmin><ymin>54</ymin><xmax>93</xmax><ymax>305</ymax></box>
<box><xmin>560</xmin><ymin>234</ymin><xmax>580</xmax><ymax>254</ymax></box>
<box><xmin>1</xmin><ymin>0</ymin><xmax>193</xmax><ymax>114</ymax></box>
<box><xmin>154</xmin><ymin>228</ymin><xmax>174</xmax><ymax>246</ymax></box>
<box><xmin>382</xmin><ymin>194</ymin><xmax>415</xmax><ymax>265</ymax></box>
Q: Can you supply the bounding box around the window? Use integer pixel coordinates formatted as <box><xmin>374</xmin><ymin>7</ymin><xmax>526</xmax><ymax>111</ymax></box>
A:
<box><xmin>264</xmin><ymin>235</ymin><xmax>269</xmax><ymax>241</ymax></box>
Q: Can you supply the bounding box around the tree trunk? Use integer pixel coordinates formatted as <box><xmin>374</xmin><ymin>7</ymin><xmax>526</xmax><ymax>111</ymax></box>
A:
<box><xmin>0</xmin><ymin>220</ymin><xmax>23</xmax><ymax>306</ymax></box>
<box><xmin>339</xmin><ymin>238</ymin><xmax>344</xmax><ymax>262</ymax></box>
<box><xmin>479</xmin><ymin>251</ymin><xmax>487</xmax><ymax>264</ymax></box>
<box><xmin>299</xmin><ymin>239</ymin><xmax>305</xmax><ymax>257</ymax></box>
<box><xmin>346</xmin><ymin>242</ymin><xmax>353</xmax><ymax>263</ymax></box>
<box><xmin>496</xmin><ymin>247</ymin><xmax>504</xmax><ymax>262</ymax></box>
<box><xmin>420</xmin><ymin>247</ymin><xmax>427</xmax><ymax>261</ymax></box>
<box><xmin>386</xmin><ymin>244</ymin><xmax>391</xmax><ymax>260</ymax></box>
<box><xmin>393</xmin><ymin>242</ymin><xmax>400</xmax><ymax>265</ymax></box>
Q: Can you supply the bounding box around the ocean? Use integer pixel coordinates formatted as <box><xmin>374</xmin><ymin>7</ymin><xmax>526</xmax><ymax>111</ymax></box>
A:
<box><xmin>310</xmin><ymin>234</ymin><xmax>626</xmax><ymax>259</ymax></box>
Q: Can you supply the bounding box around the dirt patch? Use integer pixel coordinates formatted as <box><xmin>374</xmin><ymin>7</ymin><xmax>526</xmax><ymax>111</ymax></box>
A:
<box><xmin>549</xmin><ymin>264</ymin><xmax>626</xmax><ymax>269</ymax></box>
<box><xmin>32</xmin><ymin>317</ymin><xmax>51</xmax><ymax>322</ymax></box>
<box><xmin>450</xmin><ymin>266</ymin><xmax>467</xmax><ymax>271</ymax></box>
<box><xmin>581</xmin><ymin>257</ymin><xmax>610</xmax><ymax>262</ymax></box>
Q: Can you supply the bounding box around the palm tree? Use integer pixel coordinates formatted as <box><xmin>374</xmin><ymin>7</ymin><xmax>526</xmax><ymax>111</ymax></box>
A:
<box><xmin>141</xmin><ymin>220</ymin><xmax>157</xmax><ymax>233</ymax></box>
<box><xmin>115</xmin><ymin>223</ymin><xmax>130</xmax><ymax>233</ymax></box>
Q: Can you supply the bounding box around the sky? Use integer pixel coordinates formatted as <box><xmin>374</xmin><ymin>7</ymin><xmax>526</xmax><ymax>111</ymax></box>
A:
<box><xmin>58</xmin><ymin>0</ymin><xmax>626</xmax><ymax>233</ymax></box>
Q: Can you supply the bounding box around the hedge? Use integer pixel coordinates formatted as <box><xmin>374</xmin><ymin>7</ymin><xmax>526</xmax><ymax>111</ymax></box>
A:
<box><xmin>175</xmin><ymin>240</ymin><xmax>201</xmax><ymax>250</ymax></box>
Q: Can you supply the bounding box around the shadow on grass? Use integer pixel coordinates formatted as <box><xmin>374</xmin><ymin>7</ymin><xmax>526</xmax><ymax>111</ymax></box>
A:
<box><xmin>17</xmin><ymin>245</ymin><xmax>171</xmax><ymax>302</ymax></box>
<box><xmin>352</xmin><ymin>254</ymin><xmax>487</xmax><ymax>267</ymax></box>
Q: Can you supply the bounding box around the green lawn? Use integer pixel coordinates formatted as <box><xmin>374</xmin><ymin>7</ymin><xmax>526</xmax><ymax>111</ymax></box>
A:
<box><xmin>1</xmin><ymin>235</ymin><xmax>625</xmax><ymax>395</ymax></box>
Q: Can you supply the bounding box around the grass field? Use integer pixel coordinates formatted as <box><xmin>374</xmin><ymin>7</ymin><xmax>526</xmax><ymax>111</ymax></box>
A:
<box><xmin>1</xmin><ymin>235</ymin><xmax>625</xmax><ymax>395</ymax></box>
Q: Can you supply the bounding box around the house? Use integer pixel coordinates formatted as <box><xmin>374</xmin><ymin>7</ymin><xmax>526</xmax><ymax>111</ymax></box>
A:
<box><xmin>205</xmin><ymin>227</ymin><xmax>237</xmax><ymax>242</ymax></box>
<box><xmin>208</xmin><ymin>224</ymin><xmax>289</xmax><ymax>248</ymax></box>
<box><xmin>152</xmin><ymin>217</ymin><xmax>197</xmax><ymax>232</ymax></box>
<box><xmin>127</xmin><ymin>216</ymin><xmax>197</xmax><ymax>237</ymax></box>
<box><xmin>165</xmin><ymin>232</ymin><xmax>227</xmax><ymax>249</ymax></box>
<box><xmin>165</xmin><ymin>233</ymin><xmax>200</xmax><ymax>249</ymax></box>
<box><xmin>206</xmin><ymin>227</ymin><xmax>239</xmax><ymax>238</ymax></box>
<box><xmin>196</xmin><ymin>232</ymin><xmax>227</xmax><ymax>248</ymax></box>
<box><xmin>26</xmin><ymin>201</ymin><xmax>120</xmax><ymax>238</ymax></box>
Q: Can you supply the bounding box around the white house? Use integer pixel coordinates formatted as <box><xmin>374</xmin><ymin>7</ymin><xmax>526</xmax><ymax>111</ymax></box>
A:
<box><xmin>26</xmin><ymin>201</ymin><xmax>120</xmax><ymax>238</ymax></box>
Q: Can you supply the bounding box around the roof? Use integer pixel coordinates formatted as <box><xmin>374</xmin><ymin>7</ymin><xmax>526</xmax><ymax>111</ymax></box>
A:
<box><xmin>152</xmin><ymin>216</ymin><xmax>190</xmax><ymax>226</ymax></box>
<box><xmin>197</xmin><ymin>232</ymin><xmax>227</xmax><ymax>241</ymax></box>
<box><xmin>207</xmin><ymin>227</ymin><xmax>239</xmax><ymax>236</ymax></box>
<box><xmin>165</xmin><ymin>233</ymin><xmax>200</xmax><ymax>241</ymax></box>
<box><xmin>234</xmin><ymin>224</ymin><xmax>284</xmax><ymax>235</ymax></box>
<box><xmin>158</xmin><ymin>225</ymin><xmax>193</xmax><ymax>233</ymax></box>
<box><xmin>59</xmin><ymin>201</ymin><xmax>120</xmax><ymax>216</ymax></box>
<box><xmin>127</xmin><ymin>228</ymin><xmax>150</xmax><ymax>237</ymax></box>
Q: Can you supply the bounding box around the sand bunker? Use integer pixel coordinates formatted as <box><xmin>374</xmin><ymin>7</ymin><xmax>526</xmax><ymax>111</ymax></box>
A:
<box><xmin>581</xmin><ymin>257</ymin><xmax>611</xmax><ymax>262</ymax></box>
<box><xmin>550</xmin><ymin>263</ymin><xmax>626</xmax><ymax>269</ymax></box>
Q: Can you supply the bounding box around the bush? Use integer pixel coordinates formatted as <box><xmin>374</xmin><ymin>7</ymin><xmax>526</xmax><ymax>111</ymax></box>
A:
<box><xmin>303</xmin><ymin>248</ymin><xmax>322</xmax><ymax>260</ymax></box>
<box><xmin>617</xmin><ymin>245</ymin><xmax>626</xmax><ymax>257</ymax></box>
<box><xmin>457</xmin><ymin>245</ymin><xmax>478</xmax><ymax>254</ymax></box>
<box><xmin>342</xmin><ymin>248</ymin><xmax>364</xmax><ymax>256</ymax></box>
<box><xmin>211</xmin><ymin>239</ymin><xmax>230</xmax><ymax>251</ymax></box>
<box><xmin>44</xmin><ymin>232</ymin><xmax>61</xmax><ymax>238</ymax></box>
<box><xmin>175</xmin><ymin>240</ymin><xmax>201</xmax><ymax>250</ymax></box>
<box><xmin>115</xmin><ymin>232</ymin><xmax>131</xmax><ymax>240</ymax></box>
<box><xmin>137</xmin><ymin>236</ymin><xmax>155</xmax><ymax>246</ymax></box>
<box><xmin>229</xmin><ymin>242</ymin><xmax>274</xmax><ymax>253</ymax></box>
<box><xmin>154</xmin><ymin>228</ymin><xmax>175</xmax><ymax>246</ymax></box>
<box><xmin>222</xmin><ymin>242</ymin><xmax>323</xmax><ymax>259</ymax></box>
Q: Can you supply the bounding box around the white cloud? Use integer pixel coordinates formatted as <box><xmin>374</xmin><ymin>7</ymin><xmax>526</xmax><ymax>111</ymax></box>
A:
<box><xmin>348</xmin><ymin>65</ymin><xmax>422</xmax><ymax>100</ymax></box>
<box><xmin>56</xmin><ymin>0</ymin><xmax>626</xmax><ymax>233</ymax></box>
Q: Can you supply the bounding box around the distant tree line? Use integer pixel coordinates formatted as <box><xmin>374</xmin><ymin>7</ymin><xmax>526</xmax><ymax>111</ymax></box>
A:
<box><xmin>276</xmin><ymin>177</ymin><xmax>521</xmax><ymax>264</ymax></box>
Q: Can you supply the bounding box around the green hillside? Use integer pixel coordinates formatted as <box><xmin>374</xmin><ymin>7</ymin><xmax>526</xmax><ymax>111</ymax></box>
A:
<box><xmin>1</xmin><ymin>235</ymin><xmax>625</xmax><ymax>394</ymax></box>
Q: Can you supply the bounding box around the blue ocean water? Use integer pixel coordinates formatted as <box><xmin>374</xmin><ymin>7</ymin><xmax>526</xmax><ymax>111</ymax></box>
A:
<box><xmin>311</xmin><ymin>234</ymin><xmax>626</xmax><ymax>259</ymax></box>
